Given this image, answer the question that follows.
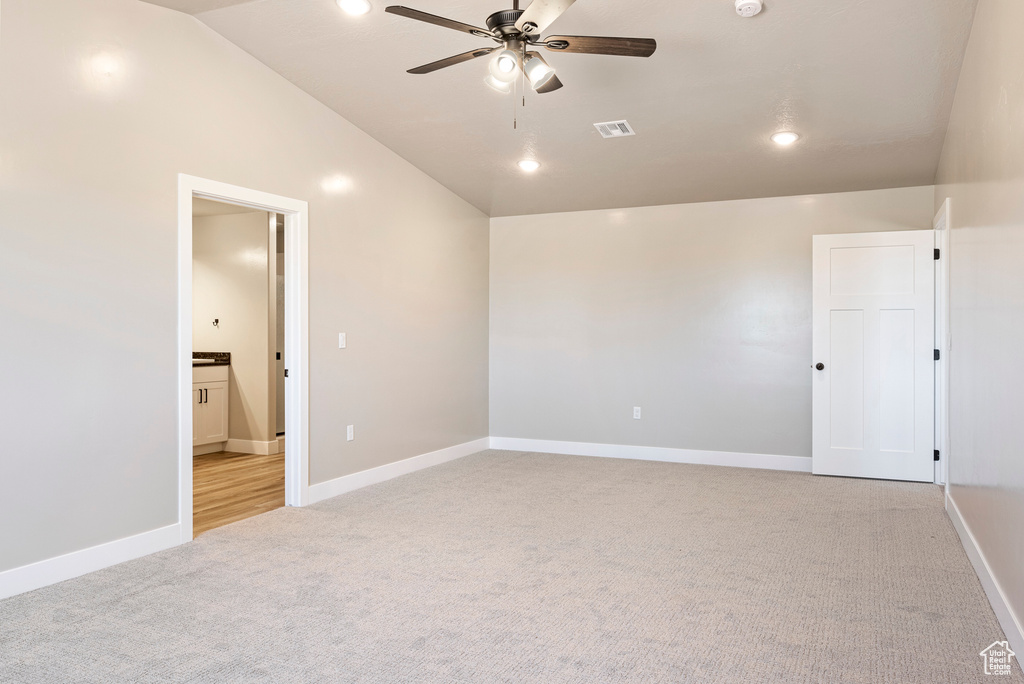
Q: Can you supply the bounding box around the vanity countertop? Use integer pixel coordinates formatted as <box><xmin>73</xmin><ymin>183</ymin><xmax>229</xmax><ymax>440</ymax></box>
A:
<box><xmin>193</xmin><ymin>352</ymin><xmax>230</xmax><ymax>367</ymax></box>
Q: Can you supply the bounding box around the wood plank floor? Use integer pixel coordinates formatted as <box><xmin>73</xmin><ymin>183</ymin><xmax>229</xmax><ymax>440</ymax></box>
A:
<box><xmin>193</xmin><ymin>451</ymin><xmax>285</xmax><ymax>536</ymax></box>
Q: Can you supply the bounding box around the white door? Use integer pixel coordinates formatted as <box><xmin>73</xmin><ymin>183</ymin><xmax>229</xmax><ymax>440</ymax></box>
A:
<box><xmin>276</xmin><ymin>252</ymin><xmax>285</xmax><ymax>435</ymax></box>
<box><xmin>812</xmin><ymin>230</ymin><xmax>935</xmax><ymax>482</ymax></box>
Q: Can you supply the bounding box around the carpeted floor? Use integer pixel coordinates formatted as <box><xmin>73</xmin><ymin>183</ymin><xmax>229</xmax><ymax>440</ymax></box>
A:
<box><xmin>0</xmin><ymin>450</ymin><xmax>1019</xmax><ymax>683</ymax></box>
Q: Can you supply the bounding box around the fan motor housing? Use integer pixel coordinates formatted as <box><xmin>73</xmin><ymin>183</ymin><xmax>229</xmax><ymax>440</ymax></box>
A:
<box><xmin>486</xmin><ymin>9</ymin><xmax>525</xmax><ymax>36</ymax></box>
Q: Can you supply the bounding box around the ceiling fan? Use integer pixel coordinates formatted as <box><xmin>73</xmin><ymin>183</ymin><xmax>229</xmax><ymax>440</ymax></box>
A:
<box><xmin>384</xmin><ymin>0</ymin><xmax>657</xmax><ymax>94</ymax></box>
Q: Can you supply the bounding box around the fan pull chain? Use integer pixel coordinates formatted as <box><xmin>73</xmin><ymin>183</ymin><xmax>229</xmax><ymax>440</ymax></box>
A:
<box><xmin>522</xmin><ymin>45</ymin><xmax>527</xmax><ymax>109</ymax></box>
<box><xmin>513</xmin><ymin>72</ymin><xmax>517</xmax><ymax>129</ymax></box>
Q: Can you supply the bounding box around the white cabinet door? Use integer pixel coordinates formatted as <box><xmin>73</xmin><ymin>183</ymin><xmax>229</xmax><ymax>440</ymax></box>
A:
<box><xmin>203</xmin><ymin>382</ymin><xmax>229</xmax><ymax>444</ymax></box>
<box><xmin>194</xmin><ymin>381</ymin><xmax>229</xmax><ymax>446</ymax></box>
<box><xmin>812</xmin><ymin>230</ymin><xmax>935</xmax><ymax>482</ymax></box>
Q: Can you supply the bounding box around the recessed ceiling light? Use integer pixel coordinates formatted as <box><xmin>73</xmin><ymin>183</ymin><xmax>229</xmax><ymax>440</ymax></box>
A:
<box><xmin>337</xmin><ymin>0</ymin><xmax>371</xmax><ymax>16</ymax></box>
<box><xmin>771</xmin><ymin>131</ymin><xmax>800</xmax><ymax>146</ymax></box>
<box><xmin>518</xmin><ymin>160</ymin><xmax>541</xmax><ymax>172</ymax></box>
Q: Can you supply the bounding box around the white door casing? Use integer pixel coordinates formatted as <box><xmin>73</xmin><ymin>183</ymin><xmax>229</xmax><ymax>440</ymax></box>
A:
<box><xmin>812</xmin><ymin>230</ymin><xmax>935</xmax><ymax>482</ymax></box>
<box><xmin>933</xmin><ymin>199</ymin><xmax>951</xmax><ymax>487</ymax></box>
<box><xmin>178</xmin><ymin>174</ymin><xmax>310</xmax><ymax>543</ymax></box>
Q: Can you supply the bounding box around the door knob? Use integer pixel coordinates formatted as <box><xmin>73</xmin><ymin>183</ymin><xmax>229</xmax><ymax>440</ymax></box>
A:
<box><xmin>816</xmin><ymin>363</ymin><xmax>825</xmax><ymax>371</ymax></box>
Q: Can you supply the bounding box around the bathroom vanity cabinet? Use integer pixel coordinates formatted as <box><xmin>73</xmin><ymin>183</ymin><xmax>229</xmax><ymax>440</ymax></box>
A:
<box><xmin>193</xmin><ymin>364</ymin><xmax>229</xmax><ymax>446</ymax></box>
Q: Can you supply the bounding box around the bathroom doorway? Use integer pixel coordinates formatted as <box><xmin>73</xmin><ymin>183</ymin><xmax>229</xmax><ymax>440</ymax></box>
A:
<box><xmin>190</xmin><ymin>200</ymin><xmax>284</xmax><ymax>535</ymax></box>
<box><xmin>178</xmin><ymin>175</ymin><xmax>309</xmax><ymax>542</ymax></box>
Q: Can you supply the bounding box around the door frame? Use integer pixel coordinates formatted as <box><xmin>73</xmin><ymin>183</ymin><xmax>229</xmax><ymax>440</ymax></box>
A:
<box><xmin>177</xmin><ymin>174</ymin><xmax>310</xmax><ymax>542</ymax></box>
<box><xmin>933</xmin><ymin>198</ymin><xmax>951</xmax><ymax>487</ymax></box>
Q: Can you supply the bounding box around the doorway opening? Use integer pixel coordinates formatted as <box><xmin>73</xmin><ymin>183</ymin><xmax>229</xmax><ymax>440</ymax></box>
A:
<box><xmin>191</xmin><ymin>200</ymin><xmax>283</xmax><ymax>535</ymax></box>
<box><xmin>178</xmin><ymin>175</ymin><xmax>309</xmax><ymax>542</ymax></box>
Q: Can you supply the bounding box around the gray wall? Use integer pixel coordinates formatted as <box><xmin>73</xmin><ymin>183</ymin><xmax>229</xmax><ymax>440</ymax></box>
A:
<box><xmin>934</xmin><ymin>0</ymin><xmax>1024</xmax><ymax>647</ymax></box>
<box><xmin>490</xmin><ymin>187</ymin><xmax>935</xmax><ymax>457</ymax></box>
<box><xmin>0</xmin><ymin>0</ymin><xmax>488</xmax><ymax>573</ymax></box>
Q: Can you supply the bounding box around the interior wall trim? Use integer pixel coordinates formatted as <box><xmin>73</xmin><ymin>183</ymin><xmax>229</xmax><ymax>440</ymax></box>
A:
<box><xmin>307</xmin><ymin>438</ymin><xmax>491</xmax><ymax>504</ymax></box>
<box><xmin>946</xmin><ymin>491</ymin><xmax>1024</xmax><ymax>655</ymax></box>
<box><xmin>0</xmin><ymin>524</ymin><xmax>181</xmax><ymax>601</ymax></box>
<box><xmin>193</xmin><ymin>442</ymin><xmax>226</xmax><ymax>456</ymax></box>
<box><xmin>488</xmin><ymin>437</ymin><xmax>812</xmax><ymax>472</ymax></box>
<box><xmin>0</xmin><ymin>438</ymin><xmax>489</xmax><ymax>600</ymax></box>
<box><xmin>224</xmin><ymin>439</ymin><xmax>282</xmax><ymax>456</ymax></box>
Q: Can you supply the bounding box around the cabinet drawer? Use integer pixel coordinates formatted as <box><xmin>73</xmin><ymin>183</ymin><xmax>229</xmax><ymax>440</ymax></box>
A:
<box><xmin>193</xmin><ymin>365</ymin><xmax>228</xmax><ymax>383</ymax></box>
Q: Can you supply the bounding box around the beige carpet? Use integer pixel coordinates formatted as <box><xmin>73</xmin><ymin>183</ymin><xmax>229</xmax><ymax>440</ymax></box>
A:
<box><xmin>0</xmin><ymin>450</ymin><xmax>1019</xmax><ymax>683</ymax></box>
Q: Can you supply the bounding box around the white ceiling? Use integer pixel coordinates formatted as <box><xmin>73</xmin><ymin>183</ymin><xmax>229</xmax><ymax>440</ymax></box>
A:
<box><xmin>146</xmin><ymin>0</ymin><xmax>978</xmax><ymax>216</ymax></box>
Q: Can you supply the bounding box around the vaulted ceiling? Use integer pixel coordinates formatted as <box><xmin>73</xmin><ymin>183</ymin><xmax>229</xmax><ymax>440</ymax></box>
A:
<box><xmin>142</xmin><ymin>0</ymin><xmax>978</xmax><ymax>216</ymax></box>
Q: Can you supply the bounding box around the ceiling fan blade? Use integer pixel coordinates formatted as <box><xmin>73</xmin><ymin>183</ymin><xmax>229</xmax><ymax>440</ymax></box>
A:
<box><xmin>515</xmin><ymin>0</ymin><xmax>576</xmax><ymax>35</ymax></box>
<box><xmin>385</xmin><ymin>6</ymin><xmax>494</xmax><ymax>39</ymax></box>
<box><xmin>407</xmin><ymin>47</ymin><xmax>497</xmax><ymax>75</ymax></box>
<box><xmin>544</xmin><ymin>35</ymin><xmax>657</xmax><ymax>57</ymax></box>
<box><xmin>535</xmin><ymin>74</ymin><xmax>563</xmax><ymax>94</ymax></box>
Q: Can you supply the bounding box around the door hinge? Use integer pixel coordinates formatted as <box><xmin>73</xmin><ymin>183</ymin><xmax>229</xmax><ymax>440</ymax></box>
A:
<box><xmin>284</xmin><ymin>369</ymin><xmax>289</xmax><ymax>377</ymax></box>
<box><xmin>934</xmin><ymin>449</ymin><xmax>940</xmax><ymax>462</ymax></box>
<box><xmin>934</xmin><ymin>248</ymin><xmax>940</xmax><ymax>260</ymax></box>
<box><xmin>934</xmin><ymin>349</ymin><xmax>940</xmax><ymax>361</ymax></box>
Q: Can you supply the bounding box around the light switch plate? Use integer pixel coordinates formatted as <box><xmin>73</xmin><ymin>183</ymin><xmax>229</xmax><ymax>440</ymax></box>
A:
<box><xmin>339</xmin><ymin>333</ymin><xmax>346</xmax><ymax>349</ymax></box>
<box><xmin>347</xmin><ymin>425</ymin><xmax>354</xmax><ymax>441</ymax></box>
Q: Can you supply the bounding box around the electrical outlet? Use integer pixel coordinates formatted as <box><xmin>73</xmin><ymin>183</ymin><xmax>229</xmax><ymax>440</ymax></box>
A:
<box><xmin>339</xmin><ymin>333</ymin><xmax>347</xmax><ymax>349</ymax></box>
<box><xmin>633</xmin><ymin>406</ymin><xmax>641</xmax><ymax>420</ymax></box>
<box><xmin>347</xmin><ymin>425</ymin><xmax>354</xmax><ymax>441</ymax></box>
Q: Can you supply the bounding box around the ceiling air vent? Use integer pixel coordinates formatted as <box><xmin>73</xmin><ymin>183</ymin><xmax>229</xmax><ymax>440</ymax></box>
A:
<box><xmin>594</xmin><ymin>120</ymin><xmax>635</xmax><ymax>138</ymax></box>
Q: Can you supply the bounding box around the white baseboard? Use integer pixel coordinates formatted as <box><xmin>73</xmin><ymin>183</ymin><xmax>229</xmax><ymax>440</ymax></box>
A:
<box><xmin>0</xmin><ymin>524</ymin><xmax>181</xmax><ymax>601</ymax></box>
<box><xmin>0</xmin><ymin>436</ymin><xmax>805</xmax><ymax>602</ymax></box>
<box><xmin>488</xmin><ymin>437</ymin><xmax>812</xmax><ymax>473</ymax></box>
<box><xmin>307</xmin><ymin>437</ymin><xmax>490</xmax><ymax>504</ymax></box>
<box><xmin>224</xmin><ymin>438</ymin><xmax>279</xmax><ymax>455</ymax></box>
<box><xmin>193</xmin><ymin>442</ymin><xmax>225</xmax><ymax>456</ymax></box>
<box><xmin>946</xmin><ymin>491</ymin><xmax>1024</xmax><ymax>655</ymax></box>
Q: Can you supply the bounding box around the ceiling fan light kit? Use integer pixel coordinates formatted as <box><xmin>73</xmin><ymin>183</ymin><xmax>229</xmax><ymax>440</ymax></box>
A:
<box><xmin>524</xmin><ymin>53</ymin><xmax>556</xmax><ymax>88</ymax></box>
<box><xmin>490</xmin><ymin>46</ymin><xmax>522</xmax><ymax>82</ymax></box>
<box><xmin>484</xmin><ymin>74</ymin><xmax>514</xmax><ymax>93</ymax></box>
<box><xmin>384</xmin><ymin>1</ymin><xmax>657</xmax><ymax>95</ymax></box>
